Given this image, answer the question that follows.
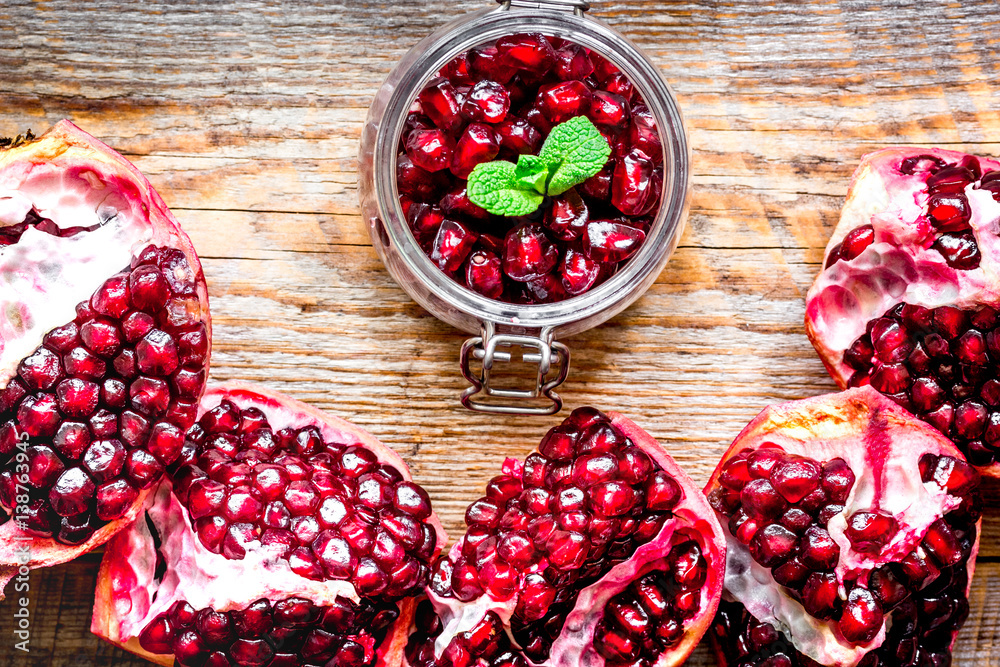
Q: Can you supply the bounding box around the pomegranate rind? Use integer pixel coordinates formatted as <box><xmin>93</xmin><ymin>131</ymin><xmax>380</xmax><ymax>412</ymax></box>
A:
<box><xmin>804</xmin><ymin>147</ymin><xmax>1000</xmax><ymax>476</ymax></box>
<box><xmin>426</xmin><ymin>411</ymin><xmax>726</xmax><ymax>667</ymax></box>
<box><xmin>91</xmin><ymin>381</ymin><xmax>446</xmax><ymax>667</ymax></box>
<box><xmin>705</xmin><ymin>387</ymin><xmax>980</xmax><ymax>667</ymax></box>
<box><xmin>0</xmin><ymin>120</ymin><xmax>211</xmax><ymax>597</ymax></box>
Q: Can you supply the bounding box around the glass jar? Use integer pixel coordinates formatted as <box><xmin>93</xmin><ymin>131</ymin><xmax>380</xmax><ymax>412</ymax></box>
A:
<box><xmin>358</xmin><ymin>0</ymin><xmax>690</xmax><ymax>415</ymax></box>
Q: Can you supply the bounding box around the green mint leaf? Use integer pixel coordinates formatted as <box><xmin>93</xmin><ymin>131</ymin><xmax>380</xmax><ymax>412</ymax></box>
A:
<box><xmin>538</xmin><ymin>116</ymin><xmax>612</xmax><ymax>196</ymax></box>
<box><xmin>515</xmin><ymin>154</ymin><xmax>549</xmax><ymax>194</ymax></box>
<box><xmin>467</xmin><ymin>161</ymin><xmax>545</xmax><ymax>217</ymax></box>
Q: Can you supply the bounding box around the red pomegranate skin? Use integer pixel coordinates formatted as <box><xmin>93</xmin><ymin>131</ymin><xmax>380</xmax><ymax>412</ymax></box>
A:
<box><xmin>398</xmin><ymin>33</ymin><xmax>664</xmax><ymax>305</ymax></box>
<box><xmin>0</xmin><ymin>121</ymin><xmax>211</xmax><ymax>594</ymax></box>
<box><xmin>91</xmin><ymin>381</ymin><xmax>448</xmax><ymax>667</ymax></box>
<box><xmin>705</xmin><ymin>387</ymin><xmax>980</xmax><ymax>667</ymax></box>
<box><xmin>805</xmin><ymin>147</ymin><xmax>1000</xmax><ymax>476</ymax></box>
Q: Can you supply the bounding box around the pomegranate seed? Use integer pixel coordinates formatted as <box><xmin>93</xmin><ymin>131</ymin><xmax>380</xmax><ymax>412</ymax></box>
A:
<box><xmin>589</xmin><ymin>90</ymin><xmax>630</xmax><ymax>128</ymax></box>
<box><xmin>496</xmin><ymin>33</ymin><xmax>557</xmax><ymax>73</ymax></box>
<box><xmin>429</xmin><ymin>220</ymin><xmax>477</xmax><ymax>274</ymax></box>
<box><xmin>583</xmin><ymin>220</ymin><xmax>645</xmax><ymax>263</ymax></box>
<box><xmin>799</xmin><ymin>526</ymin><xmax>840</xmax><ymax>569</ymax></box>
<box><xmin>95</xmin><ymin>478</ymin><xmax>138</xmax><ymax>520</ymax></box>
<box><xmin>749</xmin><ymin>524</ymin><xmax>798</xmax><ymax>567</ymax></box>
<box><xmin>465</xmin><ymin>250</ymin><xmax>504</xmax><ymax>299</ymax></box>
<box><xmin>450</xmin><ymin>123</ymin><xmax>499</xmax><ymax>179</ymax></box>
<box><xmin>580</xmin><ymin>166</ymin><xmax>613</xmax><ymax>201</ymax></box>
<box><xmin>496</xmin><ymin>118</ymin><xmax>542</xmax><ymax>156</ymax></box>
<box><xmin>769</xmin><ymin>457</ymin><xmax>821</xmax><ymax>503</ymax></box>
<box><xmin>48</xmin><ymin>468</ymin><xmax>96</xmax><ymax>516</ymax></box>
<box><xmin>802</xmin><ymin>571</ymin><xmax>840</xmax><ymax>619</ymax></box>
<box><xmin>406</xmin><ymin>129</ymin><xmax>456</xmax><ymax>173</ymax></box>
<box><xmin>44</xmin><ymin>322</ymin><xmax>79</xmax><ymax>352</ymax></box>
<box><xmin>63</xmin><ymin>346</ymin><xmax>105</xmax><ymax>379</ymax></box>
<box><xmin>18</xmin><ymin>348</ymin><xmax>62</xmax><ymax>390</ymax></box>
<box><xmin>537</xmin><ymin>80</ymin><xmax>592</xmax><ymax>124</ymax></box>
<box><xmin>544</xmin><ymin>190</ymin><xmax>589</xmax><ymax>241</ymax></box>
<box><xmin>553</xmin><ymin>44</ymin><xmax>595</xmax><ymax>80</ymax></box>
<box><xmin>845</xmin><ymin>510</ymin><xmax>897</xmax><ymax>553</ymax></box>
<box><xmin>55</xmin><ymin>378</ymin><xmax>100</xmax><ymax>418</ymax></box>
<box><xmin>139</xmin><ymin>615</ymin><xmax>174</xmax><ymax>653</ymax></box>
<box><xmin>545</xmin><ymin>530</ymin><xmax>589</xmax><ymax>570</ymax></box>
<box><xmin>418</xmin><ymin>77</ymin><xmax>463</xmax><ymax>132</ymax></box>
<box><xmin>462</xmin><ymin>80</ymin><xmax>510</xmax><ymax>123</ymax></box>
<box><xmin>440</xmin><ymin>186</ymin><xmax>490</xmax><ymax>221</ymax></box>
<box><xmin>839</xmin><ymin>588</ymin><xmax>884</xmax><ymax>644</ymax></box>
<box><xmin>468</xmin><ymin>45</ymin><xmax>516</xmax><ymax>84</ymax></box>
<box><xmin>503</xmin><ymin>223</ymin><xmax>559</xmax><ymax>282</ymax></box>
<box><xmin>740</xmin><ymin>478</ymin><xmax>787</xmax><ymax>519</ymax></box>
<box><xmin>628</xmin><ymin>108</ymin><xmax>663</xmax><ymax>163</ymax></box>
<box><xmin>130</xmin><ymin>376</ymin><xmax>171</xmax><ymax>416</ymax></box>
<box><xmin>612</xmin><ymin>151</ymin><xmax>657</xmax><ymax>217</ymax></box>
<box><xmin>933</xmin><ymin>232</ymin><xmax>980</xmax><ymax>269</ymax></box>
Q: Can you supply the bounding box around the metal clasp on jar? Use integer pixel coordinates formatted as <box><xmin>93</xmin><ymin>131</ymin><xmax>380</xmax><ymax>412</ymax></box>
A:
<box><xmin>497</xmin><ymin>0</ymin><xmax>590</xmax><ymax>16</ymax></box>
<box><xmin>460</xmin><ymin>321</ymin><xmax>571</xmax><ymax>415</ymax></box>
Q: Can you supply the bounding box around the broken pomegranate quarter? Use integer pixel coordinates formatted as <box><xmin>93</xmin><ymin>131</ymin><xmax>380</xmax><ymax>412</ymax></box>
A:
<box><xmin>806</xmin><ymin>147</ymin><xmax>1000</xmax><ymax>476</ymax></box>
<box><xmin>0</xmin><ymin>121</ymin><xmax>211</xmax><ymax>586</ymax></box>
<box><xmin>401</xmin><ymin>407</ymin><xmax>726</xmax><ymax>667</ymax></box>
<box><xmin>92</xmin><ymin>382</ymin><xmax>447</xmax><ymax>667</ymax></box>
<box><xmin>707</xmin><ymin>387</ymin><xmax>980</xmax><ymax>667</ymax></box>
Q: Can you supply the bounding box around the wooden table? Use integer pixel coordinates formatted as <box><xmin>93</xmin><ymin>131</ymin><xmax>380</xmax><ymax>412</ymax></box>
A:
<box><xmin>2</xmin><ymin>0</ymin><xmax>999</xmax><ymax>664</ymax></box>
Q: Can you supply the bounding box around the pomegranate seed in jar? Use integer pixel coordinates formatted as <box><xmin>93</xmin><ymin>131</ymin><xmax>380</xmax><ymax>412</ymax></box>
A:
<box><xmin>397</xmin><ymin>33</ymin><xmax>665</xmax><ymax>304</ymax></box>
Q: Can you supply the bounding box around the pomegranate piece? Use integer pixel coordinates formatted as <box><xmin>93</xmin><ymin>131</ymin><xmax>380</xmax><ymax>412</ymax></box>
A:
<box><xmin>92</xmin><ymin>382</ymin><xmax>447</xmax><ymax>667</ymax></box>
<box><xmin>400</xmin><ymin>34</ymin><xmax>664</xmax><ymax>304</ymax></box>
<box><xmin>806</xmin><ymin>148</ymin><xmax>1000</xmax><ymax>475</ymax></box>
<box><xmin>0</xmin><ymin>121</ymin><xmax>211</xmax><ymax>584</ymax></box>
<box><xmin>406</xmin><ymin>407</ymin><xmax>726</xmax><ymax>667</ymax></box>
<box><xmin>707</xmin><ymin>388</ymin><xmax>980</xmax><ymax>667</ymax></box>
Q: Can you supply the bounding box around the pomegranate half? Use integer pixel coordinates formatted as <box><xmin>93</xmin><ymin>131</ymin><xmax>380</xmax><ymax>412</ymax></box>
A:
<box><xmin>705</xmin><ymin>387</ymin><xmax>980</xmax><ymax>667</ymax></box>
<box><xmin>92</xmin><ymin>381</ymin><xmax>447</xmax><ymax>667</ymax></box>
<box><xmin>805</xmin><ymin>147</ymin><xmax>1000</xmax><ymax>474</ymax></box>
<box><xmin>403</xmin><ymin>407</ymin><xmax>726</xmax><ymax>667</ymax></box>
<box><xmin>0</xmin><ymin>121</ymin><xmax>211</xmax><ymax>591</ymax></box>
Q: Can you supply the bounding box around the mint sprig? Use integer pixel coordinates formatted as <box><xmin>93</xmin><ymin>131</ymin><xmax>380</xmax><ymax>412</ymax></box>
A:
<box><xmin>467</xmin><ymin>116</ymin><xmax>611</xmax><ymax>216</ymax></box>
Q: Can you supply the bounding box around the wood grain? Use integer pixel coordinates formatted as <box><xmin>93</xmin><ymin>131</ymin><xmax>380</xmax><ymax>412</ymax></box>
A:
<box><xmin>1</xmin><ymin>0</ymin><xmax>1000</xmax><ymax>664</ymax></box>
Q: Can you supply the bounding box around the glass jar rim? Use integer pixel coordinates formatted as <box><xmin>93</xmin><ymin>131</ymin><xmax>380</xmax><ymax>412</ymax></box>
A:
<box><xmin>371</xmin><ymin>3</ymin><xmax>690</xmax><ymax>334</ymax></box>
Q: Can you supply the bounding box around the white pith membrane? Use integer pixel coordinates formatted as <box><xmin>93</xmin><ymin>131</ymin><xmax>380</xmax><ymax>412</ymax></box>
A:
<box><xmin>425</xmin><ymin>412</ymin><xmax>726</xmax><ymax>667</ymax></box>
<box><xmin>0</xmin><ymin>121</ymin><xmax>210</xmax><ymax>590</ymax></box>
<box><xmin>92</xmin><ymin>381</ymin><xmax>447</xmax><ymax>666</ymax></box>
<box><xmin>710</xmin><ymin>387</ymin><xmax>980</xmax><ymax>667</ymax></box>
